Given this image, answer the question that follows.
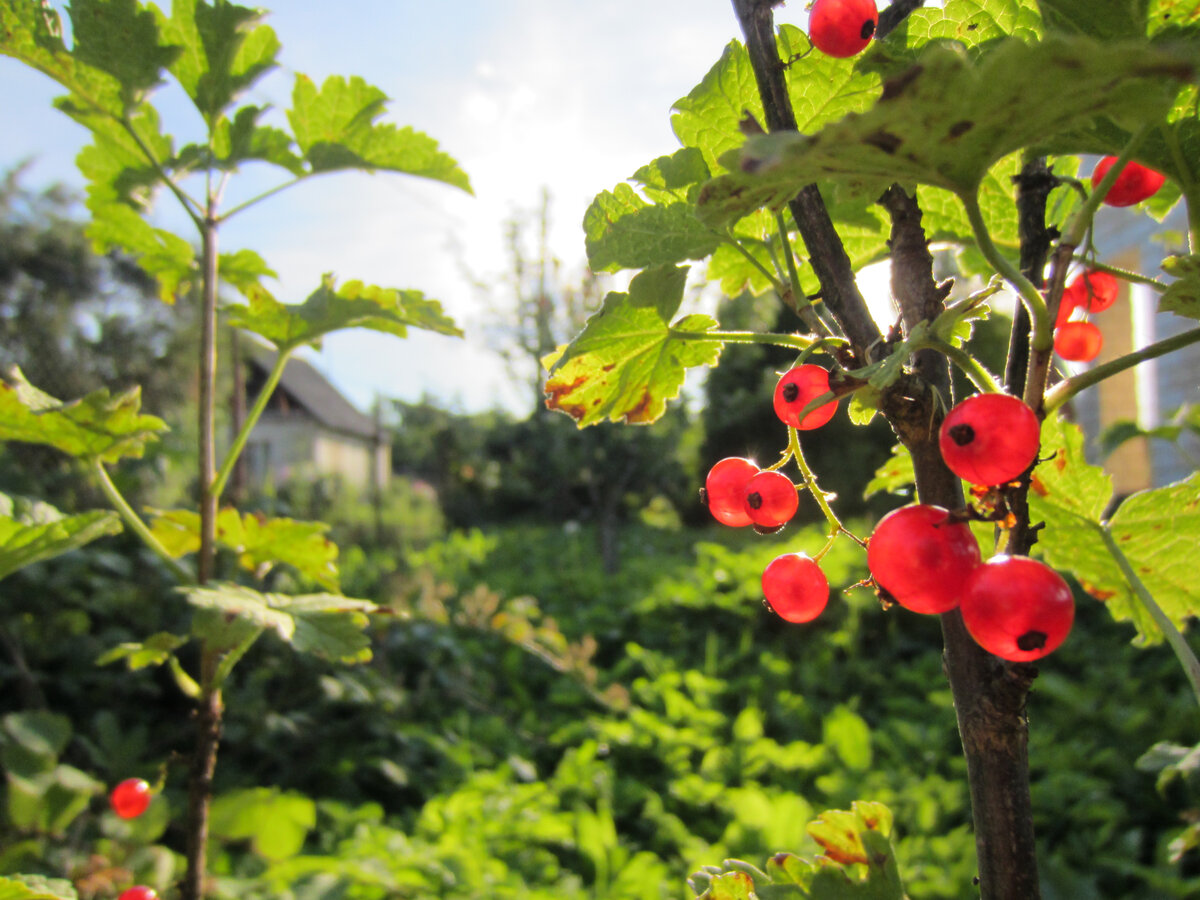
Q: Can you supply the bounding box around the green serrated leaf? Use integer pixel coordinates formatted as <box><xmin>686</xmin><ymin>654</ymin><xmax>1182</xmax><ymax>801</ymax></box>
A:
<box><xmin>182</xmin><ymin>583</ymin><xmax>377</xmax><ymax>663</ymax></box>
<box><xmin>543</xmin><ymin>266</ymin><xmax>720</xmax><ymax>426</ymax></box>
<box><xmin>95</xmin><ymin>631</ymin><xmax>188</xmax><ymax>670</ymax></box>
<box><xmin>227</xmin><ymin>274</ymin><xmax>461</xmax><ymax>351</ymax></box>
<box><xmin>87</xmin><ymin>201</ymin><xmax>196</xmax><ymax>303</ymax></box>
<box><xmin>1038</xmin><ymin>0</ymin><xmax>1152</xmax><ymax>38</ymax></box>
<box><xmin>0</xmin><ymin>875</ymin><xmax>79</xmax><ymax>900</ymax></box>
<box><xmin>700</xmin><ymin>38</ymin><xmax>1193</xmax><ymax>225</ymax></box>
<box><xmin>1161</xmin><ymin>253</ymin><xmax>1200</xmax><ymax>319</ymax></box>
<box><xmin>210</xmin><ymin>787</ymin><xmax>315</xmax><ymax>860</ymax></box>
<box><xmin>584</xmin><ymin>182</ymin><xmax>722</xmax><ymax>273</ymax></box>
<box><xmin>632</xmin><ymin>147</ymin><xmax>712</xmax><ymax>203</ymax></box>
<box><xmin>219</xmin><ymin>247</ymin><xmax>277</xmax><ymax>299</ymax></box>
<box><xmin>864</xmin><ymin>443</ymin><xmax>915</xmax><ymax>501</ymax></box>
<box><xmin>0</xmin><ymin>1</ymin><xmax>124</xmax><ymax>118</ymax></box>
<box><xmin>149</xmin><ymin>508</ymin><xmax>339</xmax><ymax>590</ymax></box>
<box><xmin>0</xmin><ymin>493</ymin><xmax>121</xmax><ymax>582</ymax></box>
<box><xmin>879</xmin><ymin>0</ymin><xmax>1043</xmax><ymax>61</ymax></box>
<box><xmin>288</xmin><ymin>73</ymin><xmax>471</xmax><ymax>192</ymax></box>
<box><xmin>1029</xmin><ymin>416</ymin><xmax>1200</xmax><ymax>644</ymax></box>
<box><xmin>69</xmin><ymin>0</ymin><xmax>179</xmax><ymax>106</ymax></box>
<box><xmin>0</xmin><ymin>367</ymin><xmax>167</xmax><ymax>464</ymax></box>
<box><xmin>208</xmin><ymin>104</ymin><xmax>303</xmax><ymax>174</ymax></box>
<box><xmin>156</xmin><ymin>0</ymin><xmax>279</xmax><ymax>126</ymax></box>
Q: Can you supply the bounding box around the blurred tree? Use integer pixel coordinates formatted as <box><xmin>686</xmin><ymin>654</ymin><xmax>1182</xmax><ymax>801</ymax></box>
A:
<box><xmin>0</xmin><ymin>168</ymin><xmax>199</xmax><ymax>510</ymax></box>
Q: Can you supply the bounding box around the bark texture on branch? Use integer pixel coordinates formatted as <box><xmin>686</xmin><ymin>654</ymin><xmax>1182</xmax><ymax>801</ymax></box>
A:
<box><xmin>730</xmin><ymin>3</ymin><xmax>1042</xmax><ymax>896</ymax></box>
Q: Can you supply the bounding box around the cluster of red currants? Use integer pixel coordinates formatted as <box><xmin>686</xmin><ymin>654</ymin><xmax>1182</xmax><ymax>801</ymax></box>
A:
<box><xmin>704</xmin><ymin>377</ymin><xmax>1075</xmax><ymax>662</ymax></box>
<box><xmin>1053</xmin><ymin>157</ymin><xmax>1166</xmax><ymax>362</ymax></box>
<box><xmin>704</xmin><ymin>364</ymin><xmax>839</xmax><ymax>624</ymax></box>
<box><xmin>872</xmin><ymin>394</ymin><xmax>1074</xmax><ymax>662</ymax></box>
<box><xmin>108</xmin><ymin>778</ymin><xmax>159</xmax><ymax>900</ymax></box>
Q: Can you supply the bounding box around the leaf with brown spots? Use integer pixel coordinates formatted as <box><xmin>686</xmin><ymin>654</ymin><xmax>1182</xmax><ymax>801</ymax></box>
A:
<box><xmin>697</xmin><ymin>37</ymin><xmax>1193</xmax><ymax>228</ymax></box>
<box><xmin>1029</xmin><ymin>415</ymin><xmax>1200</xmax><ymax>644</ymax></box>
<box><xmin>542</xmin><ymin>266</ymin><xmax>720</xmax><ymax>428</ymax></box>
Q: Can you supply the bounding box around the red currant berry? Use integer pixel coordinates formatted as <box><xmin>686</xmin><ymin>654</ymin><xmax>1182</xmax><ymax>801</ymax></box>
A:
<box><xmin>1054</xmin><ymin>283</ymin><xmax>1081</xmax><ymax>329</ymax></box>
<box><xmin>1067</xmin><ymin>269</ymin><xmax>1119</xmax><ymax>313</ymax></box>
<box><xmin>762</xmin><ymin>553</ymin><xmax>829</xmax><ymax>623</ymax></box>
<box><xmin>119</xmin><ymin>888</ymin><xmax>158</xmax><ymax>900</ymax></box>
<box><xmin>1090</xmin><ymin>156</ymin><xmax>1166</xmax><ymax>207</ymax></box>
<box><xmin>704</xmin><ymin>457</ymin><xmax>759</xmax><ymax>527</ymax></box>
<box><xmin>743</xmin><ymin>470</ymin><xmax>799</xmax><ymax>528</ymax></box>
<box><xmin>773</xmin><ymin>364</ymin><xmax>838</xmax><ymax>430</ymax></box>
<box><xmin>809</xmin><ymin>0</ymin><xmax>878</xmax><ymax>58</ymax></box>
<box><xmin>1054</xmin><ymin>321</ymin><xmax>1103</xmax><ymax>362</ymax></box>
<box><xmin>867</xmin><ymin>504</ymin><xmax>981</xmax><ymax>614</ymax></box>
<box><xmin>109</xmin><ymin>778</ymin><xmax>152</xmax><ymax>819</ymax></box>
<box><xmin>960</xmin><ymin>556</ymin><xmax>1074</xmax><ymax>662</ymax></box>
<box><xmin>939</xmin><ymin>393</ymin><xmax>1040</xmax><ymax>486</ymax></box>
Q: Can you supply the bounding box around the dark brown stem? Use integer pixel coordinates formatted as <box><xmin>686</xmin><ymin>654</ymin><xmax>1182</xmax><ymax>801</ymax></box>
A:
<box><xmin>880</xmin><ymin>186</ymin><xmax>1042</xmax><ymax>900</ymax></box>
<box><xmin>731</xmin><ymin>0</ymin><xmax>883</xmax><ymax>362</ymax></box>
<box><xmin>876</xmin><ymin>0</ymin><xmax>927</xmax><ymax>41</ymax></box>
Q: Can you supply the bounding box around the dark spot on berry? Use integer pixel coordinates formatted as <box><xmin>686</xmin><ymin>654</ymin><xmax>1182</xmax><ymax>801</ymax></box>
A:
<box><xmin>1016</xmin><ymin>631</ymin><xmax>1047</xmax><ymax>652</ymax></box>
<box><xmin>860</xmin><ymin>18</ymin><xmax>875</xmax><ymax>40</ymax></box>
<box><xmin>948</xmin><ymin>423</ymin><xmax>975</xmax><ymax>446</ymax></box>
<box><xmin>747</xmin><ymin>491</ymin><xmax>763</xmax><ymax>510</ymax></box>
<box><xmin>782</xmin><ymin>383</ymin><xmax>799</xmax><ymax>403</ymax></box>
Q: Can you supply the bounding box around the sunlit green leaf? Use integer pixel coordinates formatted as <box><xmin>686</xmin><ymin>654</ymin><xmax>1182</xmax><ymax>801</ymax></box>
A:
<box><xmin>1028</xmin><ymin>416</ymin><xmax>1200</xmax><ymax>644</ymax></box>
<box><xmin>182</xmin><ymin>583</ymin><xmax>376</xmax><ymax>663</ymax></box>
<box><xmin>227</xmin><ymin>274</ymin><xmax>461</xmax><ymax>350</ymax></box>
<box><xmin>0</xmin><ymin>367</ymin><xmax>167</xmax><ymax>464</ymax></box>
<box><xmin>877</xmin><ymin>0</ymin><xmax>1042</xmax><ymax>60</ymax></box>
<box><xmin>543</xmin><ymin>266</ymin><xmax>720</xmax><ymax>427</ymax></box>
<box><xmin>149</xmin><ymin>508</ymin><xmax>339</xmax><ymax>590</ymax></box>
<box><xmin>1160</xmin><ymin>253</ymin><xmax>1200</xmax><ymax>319</ymax></box>
<box><xmin>68</xmin><ymin>0</ymin><xmax>179</xmax><ymax>106</ymax></box>
<box><xmin>288</xmin><ymin>73</ymin><xmax>471</xmax><ymax>191</ymax></box>
<box><xmin>210</xmin><ymin>787</ymin><xmax>315</xmax><ymax>860</ymax></box>
<box><xmin>699</xmin><ymin>38</ymin><xmax>1193</xmax><ymax>226</ymax></box>
<box><xmin>0</xmin><ymin>875</ymin><xmax>79</xmax><ymax>900</ymax></box>
<box><xmin>584</xmin><ymin>183</ymin><xmax>722</xmax><ymax>273</ymax></box>
<box><xmin>0</xmin><ymin>493</ymin><xmax>121</xmax><ymax>582</ymax></box>
<box><xmin>87</xmin><ymin>201</ymin><xmax>195</xmax><ymax>302</ymax></box>
<box><xmin>156</xmin><ymin>0</ymin><xmax>280</xmax><ymax>126</ymax></box>
<box><xmin>95</xmin><ymin>631</ymin><xmax>188</xmax><ymax>670</ymax></box>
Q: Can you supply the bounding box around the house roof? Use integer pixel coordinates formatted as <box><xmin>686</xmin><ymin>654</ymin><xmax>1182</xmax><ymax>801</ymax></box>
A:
<box><xmin>243</xmin><ymin>342</ymin><xmax>378</xmax><ymax>441</ymax></box>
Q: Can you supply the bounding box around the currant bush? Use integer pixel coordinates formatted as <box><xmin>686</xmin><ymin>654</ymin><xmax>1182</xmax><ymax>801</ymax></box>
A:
<box><xmin>960</xmin><ymin>556</ymin><xmax>1075</xmax><ymax>662</ymax></box>
<box><xmin>743</xmin><ymin>470</ymin><xmax>800</xmax><ymax>528</ymax></box>
<box><xmin>773</xmin><ymin>364</ymin><xmax>838</xmax><ymax>429</ymax></box>
<box><xmin>867</xmin><ymin>504</ymin><xmax>982</xmax><ymax>614</ymax></box>
<box><xmin>109</xmin><ymin>778</ymin><xmax>152</xmax><ymax>819</ymax></box>
<box><xmin>1090</xmin><ymin>155</ymin><xmax>1166</xmax><ymax>207</ymax></box>
<box><xmin>1054</xmin><ymin>321</ymin><xmax>1103</xmax><ymax>362</ymax></box>
<box><xmin>704</xmin><ymin>457</ymin><xmax>759</xmax><ymax>527</ymax></box>
<box><xmin>762</xmin><ymin>553</ymin><xmax>829</xmax><ymax>623</ymax></box>
<box><xmin>808</xmin><ymin>0</ymin><xmax>878</xmax><ymax>58</ymax></box>
<box><xmin>939</xmin><ymin>393</ymin><xmax>1040</xmax><ymax>486</ymax></box>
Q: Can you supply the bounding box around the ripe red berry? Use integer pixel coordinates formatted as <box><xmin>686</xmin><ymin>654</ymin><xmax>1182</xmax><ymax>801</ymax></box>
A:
<box><xmin>1090</xmin><ymin>156</ymin><xmax>1166</xmax><ymax>207</ymax></box>
<box><xmin>867</xmin><ymin>504</ymin><xmax>981</xmax><ymax>614</ymax></box>
<box><xmin>109</xmin><ymin>778</ymin><xmax>152</xmax><ymax>819</ymax></box>
<box><xmin>119</xmin><ymin>888</ymin><xmax>158</xmax><ymax>900</ymax></box>
<box><xmin>939</xmin><ymin>393</ymin><xmax>1040</xmax><ymax>486</ymax></box>
<box><xmin>743</xmin><ymin>470</ymin><xmax>799</xmax><ymax>528</ymax></box>
<box><xmin>1054</xmin><ymin>321</ymin><xmax>1103</xmax><ymax>362</ymax></box>
<box><xmin>704</xmin><ymin>457</ymin><xmax>759</xmax><ymax>527</ymax></box>
<box><xmin>1054</xmin><ymin>284</ymin><xmax>1081</xmax><ymax>329</ymax></box>
<box><xmin>809</xmin><ymin>0</ymin><xmax>878</xmax><ymax>58</ymax></box>
<box><xmin>773</xmin><ymin>364</ymin><xmax>838</xmax><ymax>430</ymax></box>
<box><xmin>1066</xmin><ymin>269</ymin><xmax>1119</xmax><ymax>313</ymax></box>
<box><xmin>960</xmin><ymin>556</ymin><xmax>1074</xmax><ymax>662</ymax></box>
<box><xmin>762</xmin><ymin>553</ymin><xmax>829</xmax><ymax>623</ymax></box>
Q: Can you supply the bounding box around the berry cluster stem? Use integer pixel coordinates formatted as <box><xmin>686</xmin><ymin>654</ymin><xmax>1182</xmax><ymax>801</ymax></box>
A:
<box><xmin>787</xmin><ymin>426</ymin><xmax>855</xmax><ymax>556</ymax></box>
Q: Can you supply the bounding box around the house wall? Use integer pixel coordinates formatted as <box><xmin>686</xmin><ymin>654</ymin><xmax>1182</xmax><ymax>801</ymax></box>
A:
<box><xmin>246</xmin><ymin>416</ymin><xmax>387</xmax><ymax>490</ymax></box>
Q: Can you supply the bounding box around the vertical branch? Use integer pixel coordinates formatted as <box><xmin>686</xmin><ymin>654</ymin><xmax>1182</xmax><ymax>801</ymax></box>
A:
<box><xmin>183</xmin><ymin>201</ymin><xmax>223</xmax><ymax>900</ymax></box>
<box><xmin>730</xmin><ymin>0</ymin><xmax>883</xmax><ymax>359</ymax></box>
<box><xmin>879</xmin><ymin>188</ymin><xmax>1042</xmax><ymax>900</ymax></box>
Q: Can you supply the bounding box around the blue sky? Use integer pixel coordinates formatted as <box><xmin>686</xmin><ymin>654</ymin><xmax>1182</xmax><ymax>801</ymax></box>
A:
<box><xmin>0</xmin><ymin>1</ymin><xmax>782</xmax><ymax>415</ymax></box>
